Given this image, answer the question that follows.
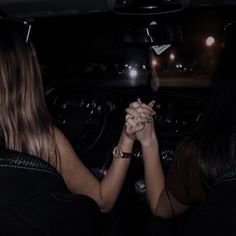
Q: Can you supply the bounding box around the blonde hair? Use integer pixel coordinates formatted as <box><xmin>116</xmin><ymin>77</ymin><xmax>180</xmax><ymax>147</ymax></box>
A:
<box><xmin>0</xmin><ymin>21</ymin><xmax>59</xmax><ymax>167</ymax></box>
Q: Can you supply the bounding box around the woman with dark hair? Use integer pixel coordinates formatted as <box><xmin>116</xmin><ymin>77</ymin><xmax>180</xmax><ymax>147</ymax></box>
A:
<box><xmin>0</xmin><ymin>20</ymin><xmax>154</xmax><ymax>214</ymax></box>
<box><xmin>124</xmin><ymin>24</ymin><xmax>236</xmax><ymax>234</ymax></box>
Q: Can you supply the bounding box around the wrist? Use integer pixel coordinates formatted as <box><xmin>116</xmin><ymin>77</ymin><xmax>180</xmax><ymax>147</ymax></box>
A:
<box><xmin>118</xmin><ymin>130</ymin><xmax>135</xmax><ymax>153</ymax></box>
<box><xmin>140</xmin><ymin>134</ymin><xmax>158</xmax><ymax>148</ymax></box>
<box><xmin>121</xmin><ymin>127</ymin><xmax>135</xmax><ymax>142</ymax></box>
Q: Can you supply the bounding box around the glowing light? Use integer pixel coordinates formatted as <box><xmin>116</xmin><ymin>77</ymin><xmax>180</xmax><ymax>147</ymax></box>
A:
<box><xmin>152</xmin><ymin>59</ymin><xmax>158</xmax><ymax>67</ymax></box>
<box><xmin>176</xmin><ymin>63</ymin><xmax>182</xmax><ymax>68</ymax></box>
<box><xmin>129</xmin><ymin>69</ymin><xmax>138</xmax><ymax>78</ymax></box>
<box><xmin>169</xmin><ymin>53</ymin><xmax>175</xmax><ymax>60</ymax></box>
<box><xmin>205</xmin><ymin>36</ymin><xmax>215</xmax><ymax>47</ymax></box>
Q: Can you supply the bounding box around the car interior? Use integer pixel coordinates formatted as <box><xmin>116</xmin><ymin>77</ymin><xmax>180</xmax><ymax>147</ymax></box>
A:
<box><xmin>0</xmin><ymin>0</ymin><xmax>236</xmax><ymax>235</ymax></box>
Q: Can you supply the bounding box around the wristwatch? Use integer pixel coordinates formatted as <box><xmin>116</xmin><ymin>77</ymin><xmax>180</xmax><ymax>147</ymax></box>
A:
<box><xmin>112</xmin><ymin>146</ymin><xmax>132</xmax><ymax>159</ymax></box>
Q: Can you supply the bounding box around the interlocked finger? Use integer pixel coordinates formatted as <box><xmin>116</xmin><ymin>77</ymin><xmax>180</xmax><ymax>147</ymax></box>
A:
<box><xmin>126</xmin><ymin>115</ymin><xmax>139</xmax><ymax>127</ymax></box>
<box><xmin>134</xmin><ymin>116</ymin><xmax>152</xmax><ymax>125</ymax></box>
<box><xmin>125</xmin><ymin>107</ymin><xmax>140</xmax><ymax>118</ymax></box>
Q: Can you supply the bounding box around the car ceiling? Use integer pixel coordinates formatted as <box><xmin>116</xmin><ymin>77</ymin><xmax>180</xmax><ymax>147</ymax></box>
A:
<box><xmin>0</xmin><ymin>0</ymin><xmax>236</xmax><ymax>19</ymax></box>
<box><xmin>0</xmin><ymin>0</ymin><xmax>110</xmax><ymax>18</ymax></box>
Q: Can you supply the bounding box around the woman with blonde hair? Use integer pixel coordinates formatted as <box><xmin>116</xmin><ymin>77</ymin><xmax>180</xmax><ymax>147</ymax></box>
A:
<box><xmin>0</xmin><ymin>19</ymin><xmax>154</xmax><ymax>217</ymax></box>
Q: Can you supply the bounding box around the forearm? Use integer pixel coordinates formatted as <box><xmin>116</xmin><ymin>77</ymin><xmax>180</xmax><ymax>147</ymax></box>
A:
<box><xmin>141</xmin><ymin>136</ymin><xmax>165</xmax><ymax>215</ymax></box>
<box><xmin>99</xmin><ymin>131</ymin><xmax>134</xmax><ymax>212</ymax></box>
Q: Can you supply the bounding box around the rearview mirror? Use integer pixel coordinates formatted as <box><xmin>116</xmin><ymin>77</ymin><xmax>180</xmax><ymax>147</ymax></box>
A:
<box><xmin>110</xmin><ymin>0</ymin><xmax>191</xmax><ymax>15</ymax></box>
<box><xmin>118</xmin><ymin>24</ymin><xmax>183</xmax><ymax>45</ymax></box>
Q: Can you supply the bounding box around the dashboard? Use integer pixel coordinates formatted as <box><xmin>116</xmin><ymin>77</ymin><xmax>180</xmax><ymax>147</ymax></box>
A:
<box><xmin>46</xmin><ymin>81</ymin><xmax>208</xmax><ymax>203</ymax></box>
<box><xmin>46</xmin><ymin>83</ymin><xmax>208</xmax><ymax>168</ymax></box>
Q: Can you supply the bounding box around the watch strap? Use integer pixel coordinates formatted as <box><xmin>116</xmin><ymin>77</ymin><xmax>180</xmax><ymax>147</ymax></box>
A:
<box><xmin>121</xmin><ymin>152</ymin><xmax>132</xmax><ymax>159</ymax></box>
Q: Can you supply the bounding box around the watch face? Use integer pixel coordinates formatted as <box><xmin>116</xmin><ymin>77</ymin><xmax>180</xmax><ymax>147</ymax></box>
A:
<box><xmin>113</xmin><ymin>146</ymin><xmax>122</xmax><ymax>158</ymax></box>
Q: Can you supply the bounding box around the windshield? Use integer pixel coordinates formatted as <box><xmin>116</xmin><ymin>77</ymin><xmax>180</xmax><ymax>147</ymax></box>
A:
<box><xmin>32</xmin><ymin>7</ymin><xmax>234</xmax><ymax>88</ymax></box>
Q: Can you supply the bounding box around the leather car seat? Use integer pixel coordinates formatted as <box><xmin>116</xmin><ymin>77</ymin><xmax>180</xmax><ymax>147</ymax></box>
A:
<box><xmin>0</xmin><ymin>149</ymin><xmax>102</xmax><ymax>236</ymax></box>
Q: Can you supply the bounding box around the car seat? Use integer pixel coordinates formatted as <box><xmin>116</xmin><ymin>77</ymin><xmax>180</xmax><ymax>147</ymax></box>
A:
<box><xmin>0</xmin><ymin>149</ymin><xmax>101</xmax><ymax>236</ymax></box>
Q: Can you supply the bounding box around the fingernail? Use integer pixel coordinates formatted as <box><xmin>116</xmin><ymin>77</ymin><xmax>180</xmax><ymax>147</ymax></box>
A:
<box><xmin>137</xmin><ymin>98</ymin><xmax>142</xmax><ymax>104</ymax></box>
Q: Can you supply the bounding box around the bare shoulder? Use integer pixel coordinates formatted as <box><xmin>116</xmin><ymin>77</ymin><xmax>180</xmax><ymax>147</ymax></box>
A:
<box><xmin>51</xmin><ymin>126</ymin><xmax>88</xmax><ymax>193</ymax></box>
<box><xmin>53</xmin><ymin>126</ymin><xmax>67</xmax><ymax>142</ymax></box>
<box><xmin>52</xmin><ymin>126</ymin><xmax>76</xmax><ymax>157</ymax></box>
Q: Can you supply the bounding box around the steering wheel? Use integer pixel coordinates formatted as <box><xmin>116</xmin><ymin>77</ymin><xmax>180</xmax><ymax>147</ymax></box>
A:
<box><xmin>46</xmin><ymin>85</ymin><xmax>109</xmax><ymax>156</ymax></box>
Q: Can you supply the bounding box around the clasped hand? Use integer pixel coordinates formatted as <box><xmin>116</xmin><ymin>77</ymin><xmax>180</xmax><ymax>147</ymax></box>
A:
<box><xmin>124</xmin><ymin>98</ymin><xmax>156</xmax><ymax>145</ymax></box>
